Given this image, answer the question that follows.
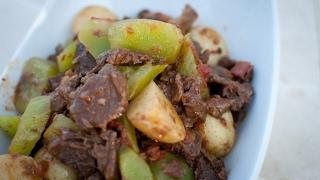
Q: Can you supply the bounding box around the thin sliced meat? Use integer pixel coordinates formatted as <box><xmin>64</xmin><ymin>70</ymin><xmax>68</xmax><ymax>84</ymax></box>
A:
<box><xmin>47</xmin><ymin>73</ymin><xmax>64</xmax><ymax>92</ymax></box>
<box><xmin>73</xmin><ymin>43</ymin><xmax>97</xmax><ymax>76</ymax></box>
<box><xmin>218</xmin><ymin>56</ymin><xmax>235</xmax><ymax>69</ymax></box>
<box><xmin>144</xmin><ymin>145</ymin><xmax>166</xmax><ymax>162</ymax></box>
<box><xmin>162</xmin><ymin>159</ymin><xmax>184</xmax><ymax>178</ymax></box>
<box><xmin>69</xmin><ymin>64</ymin><xmax>128</xmax><ymax>130</ymax></box>
<box><xmin>206</xmin><ymin>95</ymin><xmax>231</xmax><ymax>118</ymax></box>
<box><xmin>230</xmin><ymin>61</ymin><xmax>253</xmax><ymax>82</ymax></box>
<box><xmin>175</xmin><ymin>4</ymin><xmax>198</xmax><ymax>34</ymax></box>
<box><xmin>50</xmin><ymin>72</ymin><xmax>80</xmax><ymax>113</ymax></box>
<box><xmin>138</xmin><ymin>10</ymin><xmax>174</xmax><ymax>23</ymax></box>
<box><xmin>96</xmin><ymin>48</ymin><xmax>153</xmax><ymax>66</ymax></box>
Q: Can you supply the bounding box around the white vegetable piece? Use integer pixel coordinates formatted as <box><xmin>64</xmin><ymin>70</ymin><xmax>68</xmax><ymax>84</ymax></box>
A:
<box><xmin>34</xmin><ymin>148</ymin><xmax>77</xmax><ymax>180</ymax></box>
<box><xmin>190</xmin><ymin>26</ymin><xmax>228</xmax><ymax>66</ymax></box>
<box><xmin>0</xmin><ymin>154</ymin><xmax>44</xmax><ymax>180</ymax></box>
<box><xmin>127</xmin><ymin>81</ymin><xmax>186</xmax><ymax>143</ymax></box>
<box><xmin>72</xmin><ymin>5</ymin><xmax>117</xmax><ymax>34</ymax></box>
<box><xmin>199</xmin><ymin>111</ymin><xmax>235</xmax><ymax>158</ymax></box>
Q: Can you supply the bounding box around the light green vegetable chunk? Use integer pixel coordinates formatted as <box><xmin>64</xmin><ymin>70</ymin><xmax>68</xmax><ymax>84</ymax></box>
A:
<box><xmin>149</xmin><ymin>153</ymin><xmax>194</xmax><ymax>180</ymax></box>
<box><xmin>119</xmin><ymin>64</ymin><xmax>167</xmax><ymax>100</ymax></box>
<box><xmin>119</xmin><ymin>147</ymin><xmax>153</xmax><ymax>180</ymax></box>
<box><xmin>35</xmin><ymin>148</ymin><xmax>77</xmax><ymax>180</ymax></box>
<box><xmin>9</xmin><ymin>96</ymin><xmax>51</xmax><ymax>155</ymax></box>
<box><xmin>78</xmin><ymin>19</ymin><xmax>111</xmax><ymax>58</ymax></box>
<box><xmin>14</xmin><ymin>58</ymin><xmax>58</xmax><ymax>113</ymax></box>
<box><xmin>0</xmin><ymin>115</ymin><xmax>20</xmax><ymax>137</ymax></box>
<box><xmin>57</xmin><ymin>41</ymin><xmax>77</xmax><ymax>72</ymax></box>
<box><xmin>108</xmin><ymin>19</ymin><xmax>183</xmax><ymax>64</ymax></box>
<box><xmin>177</xmin><ymin>36</ymin><xmax>209</xmax><ymax>99</ymax></box>
<box><xmin>118</xmin><ymin>116</ymin><xmax>139</xmax><ymax>152</ymax></box>
<box><xmin>44</xmin><ymin>114</ymin><xmax>78</xmax><ymax>141</ymax></box>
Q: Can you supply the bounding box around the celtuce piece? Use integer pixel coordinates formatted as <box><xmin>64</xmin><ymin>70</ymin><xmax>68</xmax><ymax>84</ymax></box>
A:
<box><xmin>190</xmin><ymin>26</ymin><xmax>228</xmax><ymax>66</ymax></box>
<box><xmin>127</xmin><ymin>81</ymin><xmax>186</xmax><ymax>143</ymax></box>
<box><xmin>108</xmin><ymin>19</ymin><xmax>184</xmax><ymax>64</ymax></box>
<box><xmin>199</xmin><ymin>111</ymin><xmax>235</xmax><ymax>158</ymax></box>
<box><xmin>0</xmin><ymin>115</ymin><xmax>20</xmax><ymax>137</ymax></box>
<box><xmin>72</xmin><ymin>5</ymin><xmax>117</xmax><ymax>34</ymax></box>
<box><xmin>9</xmin><ymin>96</ymin><xmax>51</xmax><ymax>155</ymax></box>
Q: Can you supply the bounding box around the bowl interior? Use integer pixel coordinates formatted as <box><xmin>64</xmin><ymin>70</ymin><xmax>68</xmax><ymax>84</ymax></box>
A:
<box><xmin>0</xmin><ymin>0</ymin><xmax>278</xmax><ymax>179</ymax></box>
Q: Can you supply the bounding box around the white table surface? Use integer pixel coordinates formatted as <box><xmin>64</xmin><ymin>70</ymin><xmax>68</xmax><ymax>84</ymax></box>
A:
<box><xmin>0</xmin><ymin>0</ymin><xmax>319</xmax><ymax>179</ymax></box>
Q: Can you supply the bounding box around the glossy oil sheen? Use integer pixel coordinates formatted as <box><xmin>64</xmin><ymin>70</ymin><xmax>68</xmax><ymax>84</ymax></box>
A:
<box><xmin>0</xmin><ymin>0</ymin><xmax>279</xmax><ymax>179</ymax></box>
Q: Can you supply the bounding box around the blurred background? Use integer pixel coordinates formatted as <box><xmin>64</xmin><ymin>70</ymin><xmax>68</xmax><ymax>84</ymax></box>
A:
<box><xmin>0</xmin><ymin>0</ymin><xmax>319</xmax><ymax>179</ymax></box>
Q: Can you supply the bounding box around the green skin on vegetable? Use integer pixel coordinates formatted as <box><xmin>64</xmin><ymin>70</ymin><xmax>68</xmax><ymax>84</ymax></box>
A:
<box><xmin>119</xmin><ymin>147</ymin><xmax>153</xmax><ymax>180</ymax></box>
<box><xmin>14</xmin><ymin>58</ymin><xmax>58</xmax><ymax>114</ymax></box>
<box><xmin>149</xmin><ymin>153</ymin><xmax>194</xmax><ymax>180</ymax></box>
<box><xmin>78</xmin><ymin>19</ymin><xmax>111</xmax><ymax>58</ymax></box>
<box><xmin>118</xmin><ymin>116</ymin><xmax>139</xmax><ymax>153</ymax></box>
<box><xmin>108</xmin><ymin>19</ymin><xmax>184</xmax><ymax>64</ymax></box>
<box><xmin>57</xmin><ymin>41</ymin><xmax>77</xmax><ymax>72</ymax></box>
<box><xmin>43</xmin><ymin>114</ymin><xmax>79</xmax><ymax>141</ymax></box>
<box><xmin>9</xmin><ymin>96</ymin><xmax>51</xmax><ymax>155</ymax></box>
<box><xmin>119</xmin><ymin>64</ymin><xmax>167</xmax><ymax>100</ymax></box>
<box><xmin>177</xmin><ymin>36</ymin><xmax>209</xmax><ymax>99</ymax></box>
<box><xmin>0</xmin><ymin>116</ymin><xmax>20</xmax><ymax>137</ymax></box>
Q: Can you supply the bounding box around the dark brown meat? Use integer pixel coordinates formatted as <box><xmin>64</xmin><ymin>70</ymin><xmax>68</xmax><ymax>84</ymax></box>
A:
<box><xmin>138</xmin><ymin>5</ymin><xmax>197</xmax><ymax>34</ymax></box>
<box><xmin>181</xmin><ymin>77</ymin><xmax>207</xmax><ymax>125</ymax></box>
<box><xmin>96</xmin><ymin>48</ymin><xmax>153</xmax><ymax>66</ymax></box>
<box><xmin>47</xmin><ymin>129</ymin><xmax>120</xmax><ymax>180</ymax></box>
<box><xmin>230</xmin><ymin>61</ymin><xmax>253</xmax><ymax>82</ymax></box>
<box><xmin>162</xmin><ymin>159</ymin><xmax>184</xmax><ymax>178</ymax></box>
<box><xmin>74</xmin><ymin>43</ymin><xmax>97</xmax><ymax>76</ymax></box>
<box><xmin>144</xmin><ymin>145</ymin><xmax>166</xmax><ymax>162</ymax></box>
<box><xmin>208</xmin><ymin>68</ymin><xmax>253</xmax><ymax>111</ymax></box>
<box><xmin>47</xmin><ymin>73</ymin><xmax>64</xmax><ymax>92</ymax></box>
<box><xmin>91</xmin><ymin>130</ymin><xmax>119</xmax><ymax>179</ymax></box>
<box><xmin>138</xmin><ymin>10</ymin><xmax>174</xmax><ymax>23</ymax></box>
<box><xmin>194</xmin><ymin>155</ymin><xmax>226</xmax><ymax>180</ymax></box>
<box><xmin>69</xmin><ymin>64</ymin><xmax>128</xmax><ymax>130</ymax></box>
<box><xmin>48</xmin><ymin>44</ymin><xmax>63</xmax><ymax>62</ymax></box>
<box><xmin>206</xmin><ymin>96</ymin><xmax>231</xmax><ymax>118</ymax></box>
<box><xmin>171</xmin><ymin>130</ymin><xmax>202</xmax><ymax>162</ymax></box>
<box><xmin>211</xmin><ymin>66</ymin><xmax>234</xmax><ymax>80</ymax></box>
<box><xmin>175</xmin><ymin>4</ymin><xmax>198</xmax><ymax>34</ymax></box>
<box><xmin>50</xmin><ymin>72</ymin><xmax>80</xmax><ymax>113</ymax></box>
<box><xmin>218</xmin><ymin>57</ymin><xmax>235</xmax><ymax>69</ymax></box>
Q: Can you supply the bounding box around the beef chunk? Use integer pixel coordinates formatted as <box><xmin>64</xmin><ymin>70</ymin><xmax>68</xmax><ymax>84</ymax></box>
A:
<box><xmin>162</xmin><ymin>159</ymin><xmax>184</xmax><ymax>178</ymax></box>
<box><xmin>208</xmin><ymin>67</ymin><xmax>253</xmax><ymax>111</ymax></box>
<box><xmin>138</xmin><ymin>10</ymin><xmax>174</xmax><ymax>23</ymax></box>
<box><xmin>181</xmin><ymin>77</ymin><xmax>207</xmax><ymax>125</ymax></box>
<box><xmin>47</xmin><ymin>73</ymin><xmax>64</xmax><ymax>92</ymax></box>
<box><xmin>210</xmin><ymin>66</ymin><xmax>234</xmax><ymax>80</ymax></box>
<box><xmin>175</xmin><ymin>5</ymin><xmax>198</xmax><ymax>34</ymax></box>
<box><xmin>96</xmin><ymin>48</ymin><xmax>153</xmax><ymax>66</ymax></box>
<box><xmin>206</xmin><ymin>96</ymin><xmax>231</xmax><ymax>118</ymax></box>
<box><xmin>217</xmin><ymin>57</ymin><xmax>235</xmax><ymax>69</ymax></box>
<box><xmin>171</xmin><ymin>130</ymin><xmax>202</xmax><ymax>162</ymax></box>
<box><xmin>74</xmin><ymin>43</ymin><xmax>97</xmax><ymax>76</ymax></box>
<box><xmin>69</xmin><ymin>64</ymin><xmax>128</xmax><ymax>130</ymax></box>
<box><xmin>50</xmin><ymin>72</ymin><xmax>80</xmax><ymax>113</ymax></box>
<box><xmin>144</xmin><ymin>145</ymin><xmax>166</xmax><ymax>162</ymax></box>
<box><xmin>194</xmin><ymin>156</ymin><xmax>226</xmax><ymax>180</ymax></box>
<box><xmin>138</xmin><ymin>5</ymin><xmax>197</xmax><ymax>34</ymax></box>
<box><xmin>230</xmin><ymin>61</ymin><xmax>253</xmax><ymax>82</ymax></box>
<box><xmin>47</xmin><ymin>129</ymin><xmax>120</xmax><ymax>179</ymax></box>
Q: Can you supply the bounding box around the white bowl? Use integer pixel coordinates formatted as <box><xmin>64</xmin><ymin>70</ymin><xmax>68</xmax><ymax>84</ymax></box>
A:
<box><xmin>0</xmin><ymin>0</ymin><xmax>279</xmax><ymax>179</ymax></box>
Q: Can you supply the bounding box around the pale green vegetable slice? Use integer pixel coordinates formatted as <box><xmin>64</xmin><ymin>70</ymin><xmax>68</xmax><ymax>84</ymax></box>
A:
<box><xmin>0</xmin><ymin>115</ymin><xmax>19</xmax><ymax>137</ymax></box>
<box><xmin>57</xmin><ymin>41</ymin><xmax>77</xmax><ymax>72</ymax></box>
<box><xmin>118</xmin><ymin>116</ymin><xmax>139</xmax><ymax>152</ymax></box>
<box><xmin>14</xmin><ymin>58</ymin><xmax>58</xmax><ymax>113</ymax></box>
<box><xmin>78</xmin><ymin>19</ymin><xmax>111</xmax><ymax>58</ymax></box>
<box><xmin>108</xmin><ymin>19</ymin><xmax>184</xmax><ymax>64</ymax></box>
<box><xmin>119</xmin><ymin>64</ymin><xmax>167</xmax><ymax>100</ymax></box>
<box><xmin>9</xmin><ymin>96</ymin><xmax>51</xmax><ymax>155</ymax></box>
<box><xmin>119</xmin><ymin>147</ymin><xmax>153</xmax><ymax>180</ymax></box>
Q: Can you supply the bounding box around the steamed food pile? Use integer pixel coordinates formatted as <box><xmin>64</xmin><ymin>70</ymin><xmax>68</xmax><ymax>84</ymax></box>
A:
<box><xmin>0</xmin><ymin>5</ymin><xmax>254</xmax><ymax>180</ymax></box>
